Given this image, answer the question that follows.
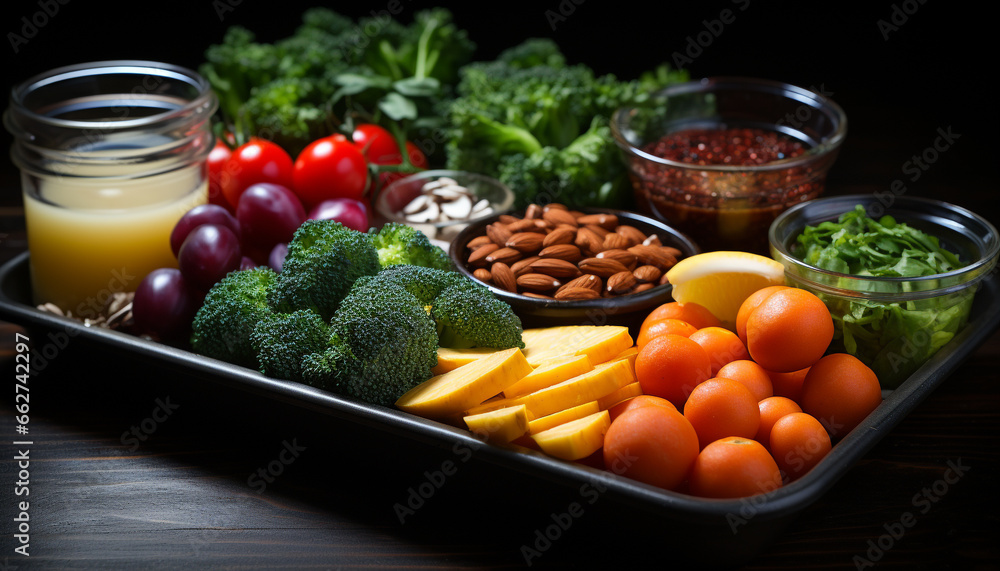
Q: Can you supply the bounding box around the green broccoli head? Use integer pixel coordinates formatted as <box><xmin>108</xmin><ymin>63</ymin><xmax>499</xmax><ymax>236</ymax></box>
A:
<box><xmin>250</xmin><ymin>308</ymin><xmax>331</xmax><ymax>382</ymax></box>
<box><xmin>309</xmin><ymin>277</ymin><xmax>439</xmax><ymax>407</ymax></box>
<box><xmin>268</xmin><ymin>220</ymin><xmax>381</xmax><ymax>321</ymax></box>
<box><xmin>190</xmin><ymin>267</ymin><xmax>279</xmax><ymax>369</ymax></box>
<box><xmin>367</xmin><ymin>223</ymin><xmax>454</xmax><ymax>271</ymax></box>
<box><xmin>431</xmin><ymin>281</ymin><xmax>525</xmax><ymax>350</ymax></box>
<box><xmin>368</xmin><ymin>264</ymin><xmax>466</xmax><ymax>305</ymax></box>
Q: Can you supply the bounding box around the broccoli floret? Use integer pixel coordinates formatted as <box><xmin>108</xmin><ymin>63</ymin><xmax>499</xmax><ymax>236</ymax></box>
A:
<box><xmin>367</xmin><ymin>223</ymin><xmax>454</xmax><ymax>271</ymax></box>
<box><xmin>305</xmin><ymin>277</ymin><xmax>439</xmax><ymax>407</ymax></box>
<box><xmin>431</xmin><ymin>281</ymin><xmax>525</xmax><ymax>350</ymax></box>
<box><xmin>268</xmin><ymin>220</ymin><xmax>381</xmax><ymax>321</ymax></box>
<box><xmin>250</xmin><ymin>309</ymin><xmax>331</xmax><ymax>382</ymax></box>
<box><xmin>190</xmin><ymin>267</ymin><xmax>279</xmax><ymax>369</ymax></box>
<box><xmin>369</xmin><ymin>264</ymin><xmax>466</xmax><ymax>305</ymax></box>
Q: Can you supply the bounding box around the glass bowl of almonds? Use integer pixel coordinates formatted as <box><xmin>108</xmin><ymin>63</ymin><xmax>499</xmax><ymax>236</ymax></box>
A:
<box><xmin>375</xmin><ymin>169</ymin><xmax>516</xmax><ymax>247</ymax></box>
<box><xmin>450</xmin><ymin>203</ymin><xmax>701</xmax><ymax>335</ymax></box>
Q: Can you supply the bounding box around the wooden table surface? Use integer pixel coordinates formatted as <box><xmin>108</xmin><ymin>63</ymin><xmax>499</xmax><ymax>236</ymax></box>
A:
<box><xmin>1</xmin><ymin>3</ymin><xmax>998</xmax><ymax>569</ymax></box>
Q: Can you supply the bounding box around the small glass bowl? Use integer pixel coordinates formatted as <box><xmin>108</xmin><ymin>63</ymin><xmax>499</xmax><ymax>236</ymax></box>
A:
<box><xmin>769</xmin><ymin>194</ymin><xmax>999</xmax><ymax>388</ymax></box>
<box><xmin>375</xmin><ymin>170</ymin><xmax>515</xmax><ymax>247</ymax></box>
<box><xmin>612</xmin><ymin>77</ymin><xmax>847</xmax><ymax>254</ymax></box>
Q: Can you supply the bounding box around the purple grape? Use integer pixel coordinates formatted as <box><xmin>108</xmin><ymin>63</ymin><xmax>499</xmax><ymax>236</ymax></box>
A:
<box><xmin>177</xmin><ymin>223</ymin><xmax>243</xmax><ymax>291</ymax></box>
<box><xmin>236</xmin><ymin>182</ymin><xmax>306</xmax><ymax>256</ymax></box>
<box><xmin>268</xmin><ymin>242</ymin><xmax>288</xmax><ymax>273</ymax></box>
<box><xmin>170</xmin><ymin>203</ymin><xmax>242</xmax><ymax>258</ymax></box>
<box><xmin>239</xmin><ymin>256</ymin><xmax>257</xmax><ymax>271</ymax></box>
<box><xmin>307</xmin><ymin>198</ymin><xmax>370</xmax><ymax>232</ymax></box>
<box><xmin>132</xmin><ymin>267</ymin><xmax>199</xmax><ymax>342</ymax></box>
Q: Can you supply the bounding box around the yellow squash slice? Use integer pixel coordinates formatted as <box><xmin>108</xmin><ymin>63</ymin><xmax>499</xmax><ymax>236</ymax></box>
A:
<box><xmin>520</xmin><ymin>325</ymin><xmax>634</xmax><ymax>368</ymax></box>
<box><xmin>464</xmin><ymin>404</ymin><xmax>529</xmax><ymax>443</ymax></box>
<box><xmin>530</xmin><ymin>410</ymin><xmax>611</xmax><ymax>461</ymax></box>
<box><xmin>503</xmin><ymin>354</ymin><xmax>593</xmax><ymax>398</ymax></box>
<box><xmin>527</xmin><ymin>401</ymin><xmax>601</xmax><ymax>435</ymax></box>
<box><xmin>396</xmin><ymin>347</ymin><xmax>533</xmax><ymax>419</ymax></box>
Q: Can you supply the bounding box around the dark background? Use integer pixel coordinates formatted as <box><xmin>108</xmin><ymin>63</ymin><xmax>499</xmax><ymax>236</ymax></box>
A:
<box><xmin>1</xmin><ymin>1</ymin><xmax>994</xmax><ymax>225</ymax></box>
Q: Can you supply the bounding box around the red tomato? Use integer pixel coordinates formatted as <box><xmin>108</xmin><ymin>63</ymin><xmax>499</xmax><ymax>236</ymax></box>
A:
<box><xmin>292</xmin><ymin>134</ymin><xmax>369</xmax><ymax>208</ymax></box>
<box><xmin>206</xmin><ymin>140</ymin><xmax>233</xmax><ymax>211</ymax></box>
<box><xmin>351</xmin><ymin>124</ymin><xmax>400</xmax><ymax>164</ymax></box>
<box><xmin>350</xmin><ymin>123</ymin><xmax>428</xmax><ymax>188</ymax></box>
<box><xmin>220</xmin><ymin>138</ymin><xmax>294</xmax><ymax>210</ymax></box>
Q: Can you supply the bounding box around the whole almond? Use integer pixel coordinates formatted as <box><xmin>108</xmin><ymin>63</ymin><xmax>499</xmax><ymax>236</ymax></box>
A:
<box><xmin>490</xmin><ymin>262</ymin><xmax>517</xmax><ymax>293</ymax></box>
<box><xmin>602</xmin><ymin>232</ymin><xmax>632</xmax><ymax>251</ymax></box>
<box><xmin>473</xmin><ymin>268</ymin><xmax>492</xmax><ymax>283</ymax></box>
<box><xmin>578</xmin><ymin>213</ymin><xmax>619</xmax><ymax>231</ymax></box>
<box><xmin>511</xmin><ymin>256</ymin><xmax>540</xmax><ymax>277</ymax></box>
<box><xmin>466</xmin><ymin>235</ymin><xmax>494</xmax><ymax>250</ymax></box>
<box><xmin>542</xmin><ymin>208</ymin><xmax>578</xmax><ymax>227</ymax></box>
<box><xmin>524</xmin><ymin>203</ymin><xmax>543</xmax><ymax>219</ymax></box>
<box><xmin>486</xmin><ymin>223</ymin><xmax>512</xmax><ymax>246</ymax></box>
<box><xmin>578</xmin><ymin>257</ymin><xmax>629</xmax><ymax>278</ymax></box>
<box><xmin>538</xmin><ymin>243</ymin><xmax>582</xmax><ymax>263</ymax></box>
<box><xmin>523</xmin><ymin>292</ymin><xmax>554</xmax><ymax>300</ymax></box>
<box><xmin>554</xmin><ymin>287</ymin><xmax>601</xmax><ymax>301</ymax></box>
<box><xmin>628</xmin><ymin>244</ymin><xmax>677</xmax><ymax>270</ymax></box>
<box><xmin>615</xmin><ymin>225</ymin><xmax>648</xmax><ymax>244</ymax></box>
<box><xmin>633</xmin><ymin>265</ymin><xmax>663</xmax><ymax>283</ymax></box>
<box><xmin>642</xmin><ymin>234</ymin><xmax>662</xmax><ymax>247</ymax></box>
<box><xmin>467</xmin><ymin>243</ymin><xmax>499</xmax><ymax>266</ymax></box>
<box><xmin>606</xmin><ymin>270</ymin><xmax>637</xmax><ymax>295</ymax></box>
<box><xmin>596</xmin><ymin>248</ymin><xmax>637</xmax><ymax>269</ymax></box>
<box><xmin>543</xmin><ymin>203</ymin><xmax>568</xmax><ymax>211</ymax></box>
<box><xmin>505</xmin><ymin>232</ymin><xmax>544</xmax><ymax>253</ymax></box>
<box><xmin>517</xmin><ymin>273</ymin><xmax>561</xmax><ymax>292</ymax></box>
<box><xmin>529</xmin><ymin>258</ymin><xmax>582</xmax><ymax>279</ymax></box>
<box><xmin>542</xmin><ymin>227</ymin><xmax>576</xmax><ymax>248</ymax></box>
<box><xmin>584</xmin><ymin>224</ymin><xmax>610</xmax><ymax>238</ymax></box>
<box><xmin>575</xmin><ymin>227</ymin><xmax>604</xmax><ymax>256</ymax></box>
<box><xmin>485</xmin><ymin>247</ymin><xmax>522</xmax><ymax>265</ymax></box>
<box><xmin>558</xmin><ymin>273</ymin><xmax>603</xmax><ymax>294</ymax></box>
<box><xmin>507</xmin><ymin>218</ymin><xmax>545</xmax><ymax>234</ymax></box>
<box><xmin>634</xmin><ymin>283</ymin><xmax>655</xmax><ymax>293</ymax></box>
<box><xmin>498</xmin><ymin>214</ymin><xmax>520</xmax><ymax>225</ymax></box>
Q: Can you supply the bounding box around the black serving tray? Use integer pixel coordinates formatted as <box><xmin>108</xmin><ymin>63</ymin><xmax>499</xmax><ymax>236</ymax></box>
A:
<box><xmin>2</xmin><ymin>249</ymin><xmax>998</xmax><ymax>568</ymax></box>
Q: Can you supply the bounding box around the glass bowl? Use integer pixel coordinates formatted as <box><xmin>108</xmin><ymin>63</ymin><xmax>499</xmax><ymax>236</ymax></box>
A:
<box><xmin>449</xmin><ymin>207</ymin><xmax>700</xmax><ymax>338</ymax></box>
<box><xmin>375</xmin><ymin>170</ymin><xmax>515</xmax><ymax>248</ymax></box>
<box><xmin>611</xmin><ymin>77</ymin><xmax>847</xmax><ymax>254</ymax></box>
<box><xmin>769</xmin><ymin>194</ymin><xmax>999</xmax><ymax>388</ymax></box>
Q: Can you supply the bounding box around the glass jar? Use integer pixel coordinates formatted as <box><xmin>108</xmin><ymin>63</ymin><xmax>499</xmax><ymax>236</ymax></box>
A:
<box><xmin>3</xmin><ymin>60</ymin><xmax>218</xmax><ymax>314</ymax></box>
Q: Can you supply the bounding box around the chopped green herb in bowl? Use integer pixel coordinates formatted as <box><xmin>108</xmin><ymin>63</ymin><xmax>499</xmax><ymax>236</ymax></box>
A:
<box><xmin>769</xmin><ymin>196</ymin><xmax>999</xmax><ymax>388</ymax></box>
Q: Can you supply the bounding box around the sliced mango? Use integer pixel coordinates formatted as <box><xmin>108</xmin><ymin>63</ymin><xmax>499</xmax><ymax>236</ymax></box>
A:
<box><xmin>395</xmin><ymin>347</ymin><xmax>533</xmax><ymax>419</ymax></box>
<box><xmin>432</xmin><ymin>346</ymin><xmax>497</xmax><ymax>375</ymax></box>
<box><xmin>520</xmin><ymin>326</ymin><xmax>634</xmax><ymax>368</ymax></box>
<box><xmin>530</xmin><ymin>410</ymin><xmax>611</xmax><ymax>461</ymax></box>
<box><xmin>503</xmin><ymin>354</ymin><xmax>593</xmax><ymax>398</ymax></box>
<box><xmin>464</xmin><ymin>404</ymin><xmax>529</xmax><ymax>443</ymax></box>
<box><xmin>514</xmin><ymin>358</ymin><xmax>634</xmax><ymax>418</ymax></box>
<box><xmin>597</xmin><ymin>381</ymin><xmax>643</xmax><ymax>411</ymax></box>
<box><xmin>528</xmin><ymin>401</ymin><xmax>601</xmax><ymax>435</ymax></box>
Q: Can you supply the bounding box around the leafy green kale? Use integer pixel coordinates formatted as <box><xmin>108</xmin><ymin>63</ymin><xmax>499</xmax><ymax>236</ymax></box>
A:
<box><xmin>793</xmin><ymin>204</ymin><xmax>973</xmax><ymax>387</ymax></box>
<box><xmin>444</xmin><ymin>40</ymin><xmax>687</xmax><ymax>209</ymax></box>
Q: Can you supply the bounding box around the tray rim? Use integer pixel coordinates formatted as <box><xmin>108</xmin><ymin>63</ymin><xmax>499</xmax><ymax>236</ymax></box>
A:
<box><xmin>2</xmin><ymin>249</ymin><xmax>997</xmax><ymax>526</ymax></box>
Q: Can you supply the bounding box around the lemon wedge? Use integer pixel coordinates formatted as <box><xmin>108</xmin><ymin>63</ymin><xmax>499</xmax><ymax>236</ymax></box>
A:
<box><xmin>666</xmin><ymin>251</ymin><xmax>786</xmax><ymax>328</ymax></box>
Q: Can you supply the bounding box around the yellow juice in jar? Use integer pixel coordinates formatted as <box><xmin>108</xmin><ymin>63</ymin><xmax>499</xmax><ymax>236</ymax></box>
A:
<box><xmin>23</xmin><ymin>165</ymin><xmax>206</xmax><ymax>314</ymax></box>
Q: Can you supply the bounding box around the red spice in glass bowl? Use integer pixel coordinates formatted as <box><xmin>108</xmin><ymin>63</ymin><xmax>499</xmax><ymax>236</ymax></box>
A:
<box><xmin>611</xmin><ymin>77</ymin><xmax>847</xmax><ymax>254</ymax></box>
